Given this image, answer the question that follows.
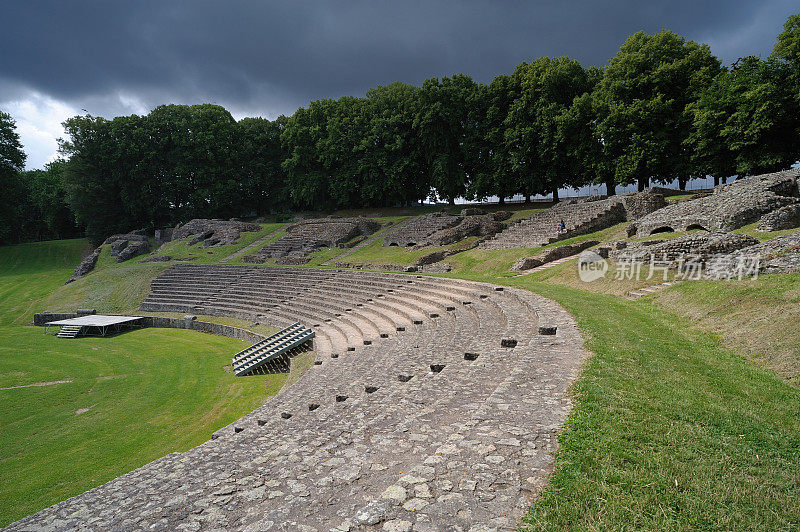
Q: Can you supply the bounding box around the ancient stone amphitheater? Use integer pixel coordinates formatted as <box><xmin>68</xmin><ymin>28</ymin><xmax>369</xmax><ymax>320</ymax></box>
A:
<box><xmin>9</xmin><ymin>264</ymin><xmax>584</xmax><ymax>532</ymax></box>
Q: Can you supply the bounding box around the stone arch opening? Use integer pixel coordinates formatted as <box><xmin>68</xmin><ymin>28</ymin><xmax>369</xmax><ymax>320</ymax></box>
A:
<box><xmin>686</xmin><ymin>224</ymin><xmax>708</xmax><ymax>231</ymax></box>
<box><xmin>649</xmin><ymin>226</ymin><xmax>675</xmax><ymax>235</ymax></box>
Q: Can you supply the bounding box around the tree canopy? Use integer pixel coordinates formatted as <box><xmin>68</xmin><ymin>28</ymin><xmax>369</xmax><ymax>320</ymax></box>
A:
<box><xmin>3</xmin><ymin>15</ymin><xmax>800</xmax><ymax>245</ymax></box>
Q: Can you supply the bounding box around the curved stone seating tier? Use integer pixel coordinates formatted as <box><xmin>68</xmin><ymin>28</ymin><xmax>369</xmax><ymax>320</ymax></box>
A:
<box><xmin>10</xmin><ymin>265</ymin><xmax>584</xmax><ymax>531</ymax></box>
<box><xmin>481</xmin><ymin>199</ymin><xmax>626</xmax><ymax>250</ymax></box>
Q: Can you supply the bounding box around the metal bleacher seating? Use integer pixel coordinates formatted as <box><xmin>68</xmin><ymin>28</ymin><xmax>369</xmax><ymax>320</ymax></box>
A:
<box><xmin>232</xmin><ymin>322</ymin><xmax>315</xmax><ymax>376</ymax></box>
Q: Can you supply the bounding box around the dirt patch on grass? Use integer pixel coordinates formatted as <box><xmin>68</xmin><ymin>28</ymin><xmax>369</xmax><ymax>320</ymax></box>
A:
<box><xmin>75</xmin><ymin>403</ymin><xmax>98</xmax><ymax>415</ymax></box>
<box><xmin>0</xmin><ymin>379</ymin><xmax>72</xmax><ymax>390</ymax></box>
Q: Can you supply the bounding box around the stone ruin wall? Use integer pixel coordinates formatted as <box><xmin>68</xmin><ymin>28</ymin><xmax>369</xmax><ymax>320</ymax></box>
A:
<box><xmin>173</xmin><ymin>219</ymin><xmax>262</xmax><ymax>247</ymax></box>
<box><xmin>630</xmin><ymin>169</ymin><xmax>800</xmax><ymax>236</ymax></box>
<box><xmin>385</xmin><ymin>211</ymin><xmax>510</xmax><ymax>248</ymax></box>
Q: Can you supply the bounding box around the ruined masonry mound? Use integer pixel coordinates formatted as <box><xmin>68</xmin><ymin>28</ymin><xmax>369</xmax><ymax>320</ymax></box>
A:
<box><xmin>173</xmin><ymin>219</ymin><xmax>262</xmax><ymax>247</ymax></box>
<box><xmin>630</xmin><ymin>169</ymin><xmax>800</xmax><ymax>236</ymax></box>
<box><xmin>705</xmin><ymin>230</ymin><xmax>800</xmax><ymax>277</ymax></box>
<box><xmin>245</xmin><ymin>217</ymin><xmax>380</xmax><ymax>263</ymax></box>
<box><xmin>384</xmin><ymin>212</ymin><xmax>505</xmax><ymax>248</ymax></box>
<box><xmin>481</xmin><ymin>190</ymin><xmax>666</xmax><ymax>250</ymax></box>
<box><xmin>9</xmin><ymin>265</ymin><xmax>585</xmax><ymax>531</ymax></box>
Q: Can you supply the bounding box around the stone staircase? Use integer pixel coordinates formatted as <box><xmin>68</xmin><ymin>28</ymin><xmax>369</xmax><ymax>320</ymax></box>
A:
<box><xmin>10</xmin><ymin>265</ymin><xmax>585</xmax><ymax>531</ymax></box>
<box><xmin>481</xmin><ymin>199</ymin><xmax>626</xmax><ymax>250</ymax></box>
<box><xmin>627</xmin><ymin>280</ymin><xmax>680</xmax><ymax>299</ymax></box>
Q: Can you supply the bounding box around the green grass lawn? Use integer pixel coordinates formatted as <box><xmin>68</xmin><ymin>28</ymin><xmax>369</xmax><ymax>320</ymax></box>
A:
<box><xmin>0</xmin><ymin>240</ymin><xmax>285</xmax><ymax>526</ymax></box>
<box><xmin>4</xmin><ymin>213</ymin><xmax>800</xmax><ymax>529</ymax></box>
<box><xmin>514</xmin><ymin>282</ymin><xmax>800</xmax><ymax>530</ymax></box>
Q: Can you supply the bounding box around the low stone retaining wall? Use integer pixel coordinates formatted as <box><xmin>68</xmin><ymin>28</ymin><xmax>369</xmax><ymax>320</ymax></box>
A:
<box><xmin>33</xmin><ymin>312</ymin><xmax>265</xmax><ymax>344</ymax></box>
<box><xmin>142</xmin><ymin>317</ymin><xmax>266</xmax><ymax>344</ymax></box>
<box><xmin>33</xmin><ymin>312</ymin><xmax>79</xmax><ymax>326</ymax></box>
<box><xmin>511</xmin><ymin>240</ymin><xmax>600</xmax><ymax>271</ymax></box>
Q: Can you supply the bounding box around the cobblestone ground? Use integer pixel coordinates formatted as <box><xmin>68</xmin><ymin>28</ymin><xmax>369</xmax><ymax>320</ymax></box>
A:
<box><xmin>6</xmin><ymin>271</ymin><xmax>585</xmax><ymax>532</ymax></box>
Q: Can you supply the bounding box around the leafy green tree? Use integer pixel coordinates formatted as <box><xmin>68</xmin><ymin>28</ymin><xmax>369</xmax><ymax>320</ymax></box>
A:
<box><xmin>773</xmin><ymin>14</ymin><xmax>800</xmax><ymax>70</ymax></box>
<box><xmin>361</xmin><ymin>82</ymin><xmax>430</xmax><ymax>206</ymax></box>
<box><xmin>563</xmin><ymin>67</ymin><xmax>620</xmax><ymax>196</ymax></box>
<box><xmin>466</xmin><ymin>77</ymin><xmax>527</xmax><ymax>205</ymax></box>
<box><xmin>690</xmin><ymin>56</ymin><xmax>799</xmax><ymax>180</ymax></box>
<box><xmin>237</xmin><ymin>116</ymin><xmax>288</xmax><ymax>214</ymax></box>
<box><xmin>321</xmin><ymin>96</ymin><xmax>370</xmax><ymax>208</ymax></box>
<box><xmin>506</xmin><ymin>57</ymin><xmax>594</xmax><ymax>201</ymax></box>
<box><xmin>597</xmin><ymin>31</ymin><xmax>721</xmax><ymax>191</ymax></box>
<box><xmin>415</xmin><ymin>74</ymin><xmax>480</xmax><ymax>204</ymax></box>
<box><xmin>0</xmin><ymin>111</ymin><xmax>27</xmax><ymax>244</ymax></box>
<box><xmin>60</xmin><ymin>114</ymin><xmax>137</xmax><ymax>244</ymax></box>
<box><xmin>771</xmin><ymin>13</ymin><xmax>800</xmax><ymax>164</ymax></box>
<box><xmin>282</xmin><ymin>100</ymin><xmax>335</xmax><ymax>210</ymax></box>
<box><xmin>18</xmin><ymin>160</ymin><xmax>80</xmax><ymax>241</ymax></box>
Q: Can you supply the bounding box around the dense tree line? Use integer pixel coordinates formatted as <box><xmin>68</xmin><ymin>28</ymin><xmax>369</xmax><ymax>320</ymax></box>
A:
<box><xmin>0</xmin><ymin>112</ymin><xmax>81</xmax><ymax>244</ymax></box>
<box><xmin>2</xmin><ymin>15</ymin><xmax>800</xmax><ymax>245</ymax></box>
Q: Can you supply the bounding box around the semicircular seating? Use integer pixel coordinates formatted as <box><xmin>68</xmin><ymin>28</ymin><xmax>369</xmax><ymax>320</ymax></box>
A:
<box><xmin>9</xmin><ymin>264</ymin><xmax>584</xmax><ymax>532</ymax></box>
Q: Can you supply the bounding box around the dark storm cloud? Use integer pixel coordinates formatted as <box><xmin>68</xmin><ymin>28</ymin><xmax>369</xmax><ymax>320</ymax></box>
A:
<box><xmin>1</xmin><ymin>0</ymin><xmax>797</xmax><ymax>118</ymax></box>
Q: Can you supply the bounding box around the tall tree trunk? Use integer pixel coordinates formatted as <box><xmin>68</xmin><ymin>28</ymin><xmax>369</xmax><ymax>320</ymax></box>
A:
<box><xmin>637</xmin><ymin>177</ymin><xmax>649</xmax><ymax>191</ymax></box>
<box><xmin>498</xmin><ymin>196</ymin><xmax>505</xmax><ymax>205</ymax></box>
<box><xmin>721</xmin><ymin>177</ymin><xmax>727</xmax><ymax>184</ymax></box>
<box><xmin>605</xmin><ymin>177</ymin><xmax>616</xmax><ymax>196</ymax></box>
<box><xmin>714</xmin><ymin>176</ymin><xmax>720</xmax><ymax>187</ymax></box>
<box><xmin>552</xmin><ymin>189</ymin><xmax>559</xmax><ymax>203</ymax></box>
<box><xmin>448</xmin><ymin>197</ymin><xmax>455</xmax><ymax>206</ymax></box>
<box><xmin>524</xmin><ymin>195</ymin><xmax>531</xmax><ymax>204</ymax></box>
<box><xmin>678</xmin><ymin>177</ymin><xmax>687</xmax><ymax>190</ymax></box>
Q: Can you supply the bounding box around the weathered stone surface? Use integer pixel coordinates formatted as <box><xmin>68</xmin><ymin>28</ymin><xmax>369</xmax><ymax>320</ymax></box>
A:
<box><xmin>757</xmin><ymin>203</ymin><xmax>800</xmax><ymax>232</ymax></box>
<box><xmin>427</xmin><ymin>216</ymin><xmax>503</xmax><ymax>246</ymax></box>
<box><xmin>613</xmin><ymin>232</ymin><xmax>759</xmax><ymax>265</ymax></box>
<box><xmin>174</xmin><ymin>219</ymin><xmax>261</xmax><ymax>248</ymax></box>
<box><xmin>482</xmin><ymin>190</ymin><xmax>665</xmax><ymax>250</ymax></box>
<box><xmin>630</xmin><ymin>169</ymin><xmax>800</xmax><ymax>236</ymax></box>
<box><xmin>65</xmin><ymin>247</ymin><xmax>100</xmax><ymax>283</ymax></box>
<box><xmin>33</xmin><ymin>312</ymin><xmax>79</xmax><ymax>326</ymax></box>
<box><xmin>460</xmin><ymin>207</ymin><xmax>486</xmax><ymax>216</ymax></box>
<box><xmin>115</xmin><ymin>239</ymin><xmax>150</xmax><ymax>262</ymax></box>
<box><xmin>705</xmin><ymin>230</ymin><xmax>800</xmax><ymax>277</ymax></box>
<box><xmin>11</xmin><ymin>265</ymin><xmax>585</xmax><ymax>531</ymax></box>
<box><xmin>275</xmin><ymin>255</ymin><xmax>311</xmax><ymax>265</ymax></box>
<box><xmin>139</xmin><ymin>255</ymin><xmax>173</xmax><ymax>263</ymax></box>
<box><xmin>384</xmin><ymin>213</ymin><xmax>463</xmax><ymax>247</ymax></box>
<box><xmin>511</xmin><ymin>240</ymin><xmax>600</xmax><ymax>271</ymax></box>
<box><xmin>491</xmin><ymin>211</ymin><xmax>512</xmax><ymax>222</ymax></box>
<box><xmin>245</xmin><ymin>217</ymin><xmax>379</xmax><ymax>262</ymax></box>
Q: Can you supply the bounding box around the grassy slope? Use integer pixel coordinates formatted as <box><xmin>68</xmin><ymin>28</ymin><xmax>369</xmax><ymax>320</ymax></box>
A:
<box><xmin>655</xmin><ymin>274</ymin><xmax>800</xmax><ymax>386</ymax></box>
<box><xmin>514</xmin><ymin>282</ymin><xmax>800</xmax><ymax>530</ymax></box>
<box><xmin>5</xmin><ymin>207</ymin><xmax>800</xmax><ymax>529</ymax></box>
<box><xmin>424</xmin><ymin>219</ymin><xmax>799</xmax><ymax>529</ymax></box>
<box><xmin>0</xmin><ymin>240</ymin><xmax>285</xmax><ymax>526</ymax></box>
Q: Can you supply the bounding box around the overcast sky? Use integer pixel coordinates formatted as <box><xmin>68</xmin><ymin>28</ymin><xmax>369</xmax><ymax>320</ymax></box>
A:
<box><xmin>1</xmin><ymin>0</ymin><xmax>797</xmax><ymax>169</ymax></box>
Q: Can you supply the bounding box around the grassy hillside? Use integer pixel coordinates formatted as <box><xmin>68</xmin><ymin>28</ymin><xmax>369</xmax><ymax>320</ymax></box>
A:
<box><xmin>0</xmin><ymin>240</ymin><xmax>284</xmax><ymax>527</ymax></box>
<box><xmin>432</xmin><ymin>224</ymin><xmax>800</xmax><ymax>529</ymax></box>
<box><xmin>514</xmin><ymin>281</ymin><xmax>800</xmax><ymax>530</ymax></box>
<box><xmin>0</xmin><ymin>239</ymin><xmax>91</xmax><ymax>326</ymax></box>
<box><xmin>4</xmin><ymin>208</ymin><xmax>800</xmax><ymax>529</ymax></box>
